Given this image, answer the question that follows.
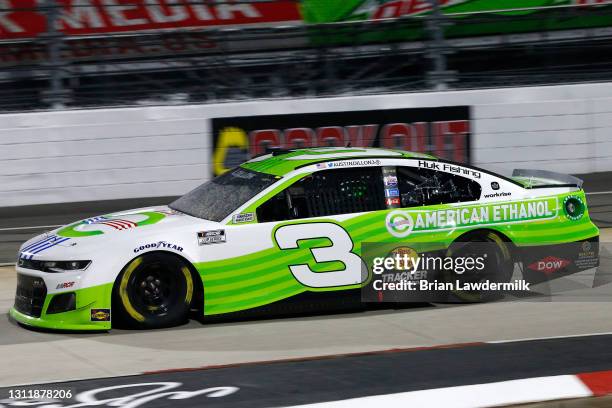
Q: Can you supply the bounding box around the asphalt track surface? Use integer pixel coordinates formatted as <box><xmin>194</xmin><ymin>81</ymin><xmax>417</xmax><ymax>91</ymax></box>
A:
<box><xmin>0</xmin><ymin>172</ymin><xmax>611</xmax><ymax>407</ymax></box>
<box><xmin>2</xmin><ymin>334</ymin><xmax>612</xmax><ymax>408</ymax></box>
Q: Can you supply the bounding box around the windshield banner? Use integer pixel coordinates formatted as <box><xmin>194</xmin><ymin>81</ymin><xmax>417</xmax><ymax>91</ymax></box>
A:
<box><xmin>2</xmin><ymin>0</ymin><xmax>608</xmax><ymax>39</ymax></box>
<box><xmin>301</xmin><ymin>0</ymin><xmax>606</xmax><ymax>23</ymax></box>
<box><xmin>0</xmin><ymin>0</ymin><xmax>301</xmax><ymax>39</ymax></box>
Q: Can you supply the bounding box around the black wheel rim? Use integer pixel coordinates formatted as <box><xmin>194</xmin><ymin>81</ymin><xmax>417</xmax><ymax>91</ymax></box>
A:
<box><xmin>127</xmin><ymin>260</ymin><xmax>184</xmax><ymax>317</ymax></box>
<box><xmin>444</xmin><ymin>237</ymin><xmax>506</xmax><ymax>302</ymax></box>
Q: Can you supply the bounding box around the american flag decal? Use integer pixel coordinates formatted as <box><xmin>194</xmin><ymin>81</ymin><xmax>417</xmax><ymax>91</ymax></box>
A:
<box><xmin>84</xmin><ymin>216</ymin><xmax>138</xmax><ymax>230</ymax></box>
<box><xmin>95</xmin><ymin>219</ymin><xmax>138</xmax><ymax>230</ymax></box>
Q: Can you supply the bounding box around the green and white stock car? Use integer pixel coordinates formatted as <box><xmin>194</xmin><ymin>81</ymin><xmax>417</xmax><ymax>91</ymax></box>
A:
<box><xmin>11</xmin><ymin>147</ymin><xmax>599</xmax><ymax>330</ymax></box>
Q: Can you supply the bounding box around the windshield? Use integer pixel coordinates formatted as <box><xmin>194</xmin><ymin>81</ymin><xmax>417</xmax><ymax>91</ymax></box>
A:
<box><xmin>169</xmin><ymin>167</ymin><xmax>277</xmax><ymax>222</ymax></box>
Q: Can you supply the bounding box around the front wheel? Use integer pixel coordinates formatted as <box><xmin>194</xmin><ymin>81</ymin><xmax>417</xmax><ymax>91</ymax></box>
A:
<box><xmin>112</xmin><ymin>252</ymin><xmax>195</xmax><ymax>329</ymax></box>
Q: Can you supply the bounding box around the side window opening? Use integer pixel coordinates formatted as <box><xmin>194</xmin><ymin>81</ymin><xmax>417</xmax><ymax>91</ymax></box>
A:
<box><xmin>257</xmin><ymin>167</ymin><xmax>386</xmax><ymax>222</ymax></box>
<box><xmin>397</xmin><ymin>166</ymin><xmax>481</xmax><ymax>207</ymax></box>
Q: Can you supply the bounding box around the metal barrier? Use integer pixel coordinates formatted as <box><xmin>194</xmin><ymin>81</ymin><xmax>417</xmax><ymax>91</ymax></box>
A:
<box><xmin>2</xmin><ymin>1</ymin><xmax>612</xmax><ymax>111</ymax></box>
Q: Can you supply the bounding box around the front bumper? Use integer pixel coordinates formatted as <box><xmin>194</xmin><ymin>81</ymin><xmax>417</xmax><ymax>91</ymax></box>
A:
<box><xmin>10</xmin><ymin>270</ymin><xmax>113</xmax><ymax>331</ymax></box>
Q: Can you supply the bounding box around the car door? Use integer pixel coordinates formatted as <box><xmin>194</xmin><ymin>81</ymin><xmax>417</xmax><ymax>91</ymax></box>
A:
<box><xmin>255</xmin><ymin>166</ymin><xmax>387</xmax><ymax>290</ymax></box>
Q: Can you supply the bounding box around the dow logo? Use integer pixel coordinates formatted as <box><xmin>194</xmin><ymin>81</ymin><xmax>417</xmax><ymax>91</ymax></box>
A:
<box><xmin>528</xmin><ymin>256</ymin><xmax>571</xmax><ymax>275</ymax></box>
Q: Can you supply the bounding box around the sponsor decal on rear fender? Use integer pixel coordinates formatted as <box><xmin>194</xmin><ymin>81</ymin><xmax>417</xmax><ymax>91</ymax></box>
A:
<box><xmin>385</xmin><ymin>198</ymin><xmax>557</xmax><ymax>238</ymax></box>
<box><xmin>528</xmin><ymin>256</ymin><xmax>572</xmax><ymax>275</ymax></box>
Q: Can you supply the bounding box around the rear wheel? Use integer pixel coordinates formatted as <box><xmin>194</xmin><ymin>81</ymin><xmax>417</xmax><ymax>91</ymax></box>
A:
<box><xmin>112</xmin><ymin>252</ymin><xmax>194</xmax><ymax>329</ymax></box>
<box><xmin>442</xmin><ymin>231</ymin><xmax>514</xmax><ymax>303</ymax></box>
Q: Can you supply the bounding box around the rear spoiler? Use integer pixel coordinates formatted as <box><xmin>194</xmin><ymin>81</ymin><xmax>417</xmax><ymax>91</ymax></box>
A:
<box><xmin>512</xmin><ymin>169</ymin><xmax>583</xmax><ymax>189</ymax></box>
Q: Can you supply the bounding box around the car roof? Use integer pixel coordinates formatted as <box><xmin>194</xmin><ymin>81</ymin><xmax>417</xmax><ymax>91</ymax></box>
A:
<box><xmin>240</xmin><ymin>147</ymin><xmax>437</xmax><ymax>176</ymax></box>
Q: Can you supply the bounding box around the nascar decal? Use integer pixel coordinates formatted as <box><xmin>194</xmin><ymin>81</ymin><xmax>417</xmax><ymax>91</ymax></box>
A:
<box><xmin>386</xmin><ymin>198</ymin><xmax>558</xmax><ymax>238</ymax></box>
<box><xmin>20</xmin><ymin>234</ymin><xmax>71</xmax><ymax>259</ymax></box>
<box><xmin>198</xmin><ymin>230</ymin><xmax>226</xmax><ymax>245</ymax></box>
<box><xmin>57</xmin><ymin>211</ymin><xmax>166</xmax><ymax>238</ymax></box>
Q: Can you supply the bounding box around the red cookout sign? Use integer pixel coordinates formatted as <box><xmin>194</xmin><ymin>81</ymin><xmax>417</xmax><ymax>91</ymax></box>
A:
<box><xmin>0</xmin><ymin>0</ymin><xmax>302</xmax><ymax>39</ymax></box>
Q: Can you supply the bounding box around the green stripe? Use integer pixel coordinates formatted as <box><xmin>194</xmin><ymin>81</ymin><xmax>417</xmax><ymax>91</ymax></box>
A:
<box><xmin>206</xmin><ymin>286</ymin><xmax>305</xmax><ymax>315</ymax></box>
<box><xmin>206</xmin><ymin>271</ymin><xmax>293</xmax><ymax>296</ymax></box>
<box><xmin>200</xmin><ymin>240</ymin><xmax>332</xmax><ymax>282</ymax></box>
<box><xmin>205</xmin><ymin>279</ymin><xmax>300</xmax><ymax>306</ymax></box>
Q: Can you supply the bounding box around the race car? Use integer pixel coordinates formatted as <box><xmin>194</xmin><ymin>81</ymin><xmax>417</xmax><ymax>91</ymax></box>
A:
<box><xmin>10</xmin><ymin>147</ymin><xmax>599</xmax><ymax>330</ymax></box>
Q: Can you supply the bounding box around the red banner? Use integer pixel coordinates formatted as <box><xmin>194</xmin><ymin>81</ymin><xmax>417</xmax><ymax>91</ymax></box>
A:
<box><xmin>0</xmin><ymin>0</ymin><xmax>301</xmax><ymax>39</ymax></box>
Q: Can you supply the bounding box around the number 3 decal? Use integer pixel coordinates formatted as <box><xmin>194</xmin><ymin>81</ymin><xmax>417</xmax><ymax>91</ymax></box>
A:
<box><xmin>274</xmin><ymin>222</ymin><xmax>366</xmax><ymax>288</ymax></box>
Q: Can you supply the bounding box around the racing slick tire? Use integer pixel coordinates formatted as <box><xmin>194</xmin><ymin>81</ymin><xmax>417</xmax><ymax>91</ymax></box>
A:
<box><xmin>112</xmin><ymin>252</ymin><xmax>195</xmax><ymax>329</ymax></box>
<box><xmin>442</xmin><ymin>231</ymin><xmax>514</xmax><ymax>303</ymax></box>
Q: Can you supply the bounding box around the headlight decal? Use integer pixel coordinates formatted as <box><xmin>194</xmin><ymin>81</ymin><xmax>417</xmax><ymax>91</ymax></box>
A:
<box><xmin>17</xmin><ymin>259</ymin><xmax>91</xmax><ymax>273</ymax></box>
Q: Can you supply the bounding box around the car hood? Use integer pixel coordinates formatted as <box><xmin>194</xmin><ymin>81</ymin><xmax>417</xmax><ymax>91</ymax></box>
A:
<box><xmin>19</xmin><ymin>205</ymin><xmax>216</xmax><ymax>260</ymax></box>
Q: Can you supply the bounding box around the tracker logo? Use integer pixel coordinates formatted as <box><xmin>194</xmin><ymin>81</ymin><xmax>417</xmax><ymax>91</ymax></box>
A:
<box><xmin>528</xmin><ymin>257</ymin><xmax>571</xmax><ymax>275</ymax></box>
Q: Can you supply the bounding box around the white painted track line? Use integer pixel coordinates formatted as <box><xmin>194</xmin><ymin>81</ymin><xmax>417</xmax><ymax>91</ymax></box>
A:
<box><xmin>286</xmin><ymin>375</ymin><xmax>594</xmax><ymax>408</ymax></box>
<box><xmin>587</xmin><ymin>191</ymin><xmax>612</xmax><ymax>196</ymax></box>
<box><xmin>0</xmin><ymin>225</ymin><xmax>61</xmax><ymax>232</ymax></box>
